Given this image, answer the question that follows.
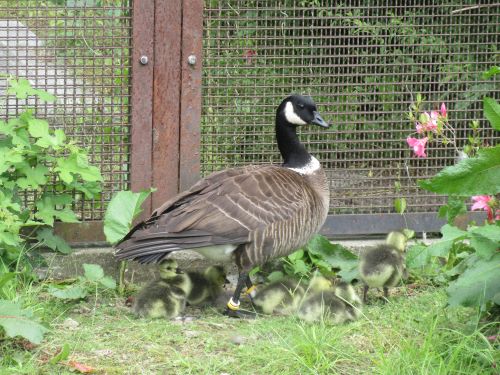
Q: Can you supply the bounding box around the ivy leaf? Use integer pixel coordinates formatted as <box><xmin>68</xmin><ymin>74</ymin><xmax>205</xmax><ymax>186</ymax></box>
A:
<box><xmin>7</xmin><ymin>78</ymin><xmax>33</xmax><ymax>99</ymax></box>
<box><xmin>36</xmin><ymin>228</ymin><xmax>72</xmax><ymax>254</ymax></box>
<box><xmin>394</xmin><ymin>198</ymin><xmax>407</xmax><ymax>214</ymax></box>
<box><xmin>0</xmin><ymin>148</ymin><xmax>23</xmax><ymax>174</ymax></box>
<box><xmin>16</xmin><ymin>164</ymin><xmax>49</xmax><ymax>189</ymax></box>
<box><xmin>419</xmin><ymin>146</ymin><xmax>500</xmax><ymax>195</ymax></box>
<box><xmin>68</xmin><ymin>180</ymin><xmax>102</xmax><ymax>199</ymax></box>
<box><xmin>447</xmin><ymin>253</ymin><xmax>500</xmax><ymax>309</ymax></box>
<box><xmin>32</xmin><ymin>88</ymin><xmax>57</xmax><ymax>104</ymax></box>
<box><xmin>48</xmin><ymin>285</ymin><xmax>87</xmax><ymax>300</ymax></box>
<box><xmin>55</xmin><ymin>152</ymin><xmax>102</xmax><ymax>184</ymax></box>
<box><xmin>0</xmin><ymin>300</ymin><xmax>48</xmax><ymax>344</ymax></box>
<box><xmin>482</xmin><ymin>66</ymin><xmax>500</xmax><ymax>79</ymax></box>
<box><xmin>469</xmin><ymin>225</ymin><xmax>500</xmax><ymax>260</ymax></box>
<box><xmin>103</xmin><ymin>189</ymin><xmax>155</xmax><ymax>244</ymax></box>
<box><xmin>35</xmin><ymin>195</ymin><xmax>79</xmax><ymax>226</ymax></box>
<box><xmin>483</xmin><ymin>97</ymin><xmax>500</xmax><ymax>131</ymax></box>
<box><xmin>83</xmin><ymin>264</ymin><xmax>104</xmax><ymax>281</ymax></box>
<box><xmin>27</xmin><ymin>119</ymin><xmax>50</xmax><ymax>139</ymax></box>
<box><xmin>35</xmin><ymin>129</ymin><xmax>66</xmax><ymax>149</ymax></box>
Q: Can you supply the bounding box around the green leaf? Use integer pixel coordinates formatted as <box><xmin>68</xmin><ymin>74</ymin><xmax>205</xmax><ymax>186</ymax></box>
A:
<box><xmin>394</xmin><ymin>198</ymin><xmax>406</xmax><ymax>214</ymax></box>
<box><xmin>425</xmin><ymin>225</ymin><xmax>468</xmax><ymax>258</ymax></box>
<box><xmin>447</xmin><ymin>253</ymin><xmax>500</xmax><ymax>309</ymax></box>
<box><xmin>291</xmin><ymin>259</ymin><xmax>309</xmax><ymax>276</ymax></box>
<box><xmin>16</xmin><ymin>164</ymin><xmax>49</xmax><ymax>189</ymax></box>
<box><xmin>35</xmin><ymin>195</ymin><xmax>79</xmax><ymax>226</ymax></box>
<box><xmin>7</xmin><ymin>78</ymin><xmax>32</xmax><ymax>99</ymax></box>
<box><xmin>419</xmin><ymin>146</ymin><xmax>500</xmax><ymax>195</ymax></box>
<box><xmin>437</xmin><ymin>196</ymin><xmax>467</xmax><ymax>225</ymax></box>
<box><xmin>469</xmin><ymin>225</ymin><xmax>500</xmax><ymax>260</ymax></box>
<box><xmin>33</xmin><ymin>89</ymin><xmax>57</xmax><ymax>104</ymax></box>
<box><xmin>103</xmin><ymin>189</ymin><xmax>155</xmax><ymax>244</ymax></box>
<box><xmin>49</xmin><ymin>343</ymin><xmax>70</xmax><ymax>364</ymax></box>
<box><xmin>98</xmin><ymin>276</ymin><xmax>116</xmax><ymax>289</ymax></box>
<box><xmin>483</xmin><ymin>97</ymin><xmax>500</xmax><ymax>131</ymax></box>
<box><xmin>27</xmin><ymin>119</ymin><xmax>50</xmax><ymax>139</ymax></box>
<box><xmin>83</xmin><ymin>263</ymin><xmax>104</xmax><ymax>281</ymax></box>
<box><xmin>36</xmin><ymin>228</ymin><xmax>72</xmax><ymax>254</ymax></box>
<box><xmin>267</xmin><ymin>271</ymin><xmax>284</xmax><ymax>283</ymax></box>
<box><xmin>482</xmin><ymin>66</ymin><xmax>500</xmax><ymax>79</ymax></box>
<box><xmin>48</xmin><ymin>285</ymin><xmax>87</xmax><ymax>300</ymax></box>
<box><xmin>55</xmin><ymin>152</ymin><xmax>103</xmax><ymax>184</ymax></box>
<box><xmin>405</xmin><ymin>244</ymin><xmax>427</xmax><ymax>268</ymax></box>
<box><xmin>0</xmin><ymin>300</ymin><xmax>48</xmax><ymax>344</ymax></box>
<box><xmin>287</xmin><ymin>249</ymin><xmax>305</xmax><ymax>262</ymax></box>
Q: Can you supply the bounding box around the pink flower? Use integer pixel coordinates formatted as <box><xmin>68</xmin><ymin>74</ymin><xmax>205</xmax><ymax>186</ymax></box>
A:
<box><xmin>440</xmin><ymin>103</ymin><xmax>447</xmax><ymax>118</ymax></box>
<box><xmin>407</xmin><ymin>136</ymin><xmax>428</xmax><ymax>158</ymax></box>
<box><xmin>471</xmin><ymin>195</ymin><xmax>494</xmax><ymax>222</ymax></box>
<box><xmin>416</xmin><ymin>112</ymin><xmax>438</xmax><ymax>133</ymax></box>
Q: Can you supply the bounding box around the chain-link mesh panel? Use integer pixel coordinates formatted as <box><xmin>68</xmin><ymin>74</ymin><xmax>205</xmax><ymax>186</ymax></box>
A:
<box><xmin>202</xmin><ymin>1</ymin><xmax>499</xmax><ymax>214</ymax></box>
<box><xmin>0</xmin><ymin>0</ymin><xmax>131</xmax><ymax>220</ymax></box>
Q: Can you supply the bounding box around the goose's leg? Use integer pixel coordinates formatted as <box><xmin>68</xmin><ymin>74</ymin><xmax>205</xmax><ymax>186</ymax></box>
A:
<box><xmin>382</xmin><ymin>287</ymin><xmax>389</xmax><ymax>303</ymax></box>
<box><xmin>363</xmin><ymin>284</ymin><xmax>369</xmax><ymax>304</ymax></box>
<box><xmin>244</xmin><ymin>275</ymin><xmax>257</xmax><ymax>304</ymax></box>
<box><xmin>224</xmin><ymin>271</ymin><xmax>256</xmax><ymax>318</ymax></box>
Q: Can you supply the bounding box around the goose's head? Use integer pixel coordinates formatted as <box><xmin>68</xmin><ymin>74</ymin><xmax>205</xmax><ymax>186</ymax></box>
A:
<box><xmin>204</xmin><ymin>265</ymin><xmax>228</xmax><ymax>286</ymax></box>
<box><xmin>159</xmin><ymin>259</ymin><xmax>182</xmax><ymax>279</ymax></box>
<box><xmin>386</xmin><ymin>231</ymin><xmax>408</xmax><ymax>252</ymax></box>
<box><xmin>278</xmin><ymin>95</ymin><xmax>329</xmax><ymax>128</ymax></box>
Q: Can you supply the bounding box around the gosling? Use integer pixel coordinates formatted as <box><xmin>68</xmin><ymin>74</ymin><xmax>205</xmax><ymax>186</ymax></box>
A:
<box><xmin>253</xmin><ymin>277</ymin><xmax>305</xmax><ymax>315</ymax></box>
<box><xmin>297</xmin><ymin>276</ymin><xmax>359</xmax><ymax>324</ymax></box>
<box><xmin>358</xmin><ymin>231</ymin><xmax>408</xmax><ymax>303</ymax></box>
<box><xmin>132</xmin><ymin>259</ymin><xmax>192</xmax><ymax>319</ymax></box>
<box><xmin>186</xmin><ymin>265</ymin><xmax>228</xmax><ymax>306</ymax></box>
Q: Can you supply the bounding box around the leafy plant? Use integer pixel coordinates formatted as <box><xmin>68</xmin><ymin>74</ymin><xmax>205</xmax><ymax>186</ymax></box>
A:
<box><xmin>0</xmin><ymin>299</ymin><xmax>48</xmax><ymax>344</ymax></box>
<box><xmin>47</xmin><ymin>263</ymin><xmax>116</xmax><ymax>300</ymax></box>
<box><xmin>257</xmin><ymin>234</ymin><xmax>359</xmax><ymax>282</ymax></box>
<box><xmin>103</xmin><ymin>188</ymin><xmax>155</xmax><ymax>245</ymax></box>
<box><xmin>0</xmin><ymin>77</ymin><xmax>103</xmax><ymax>270</ymax></box>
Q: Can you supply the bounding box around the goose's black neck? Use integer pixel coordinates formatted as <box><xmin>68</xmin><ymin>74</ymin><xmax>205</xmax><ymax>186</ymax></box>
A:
<box><xmin>275</xmin><ymin>111</ymin><xmax>312</xmax><ymax>168</ymax></box>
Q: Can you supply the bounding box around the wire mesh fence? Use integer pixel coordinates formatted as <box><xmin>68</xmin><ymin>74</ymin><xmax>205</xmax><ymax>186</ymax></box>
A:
<box><xmin>0</xmin><ymin>0</ymin><xmax>131</xmax><ymax>220</ymax></box>
<box><xmin>202</xmin><ymin>0</ymin><xmax>500</xmax><ymax>215</ymax></box>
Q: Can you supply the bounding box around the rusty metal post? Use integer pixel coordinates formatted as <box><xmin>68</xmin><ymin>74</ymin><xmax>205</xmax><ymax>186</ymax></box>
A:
<box><xmin>130</xmin><ymin>0</ymin><xmax>155</xmax><ymax>215</ymax></box>
<box><xmin>179</xmin><ymin>0</ymin><xmax>203</xmax><ymax>191</ymax></box>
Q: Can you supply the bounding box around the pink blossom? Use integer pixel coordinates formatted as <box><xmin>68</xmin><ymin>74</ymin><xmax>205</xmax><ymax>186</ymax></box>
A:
<box><xmin>471</xmin><ymin>195</ymin><xmax>494</xmax><ymax>222</ymax></box>
<box><xmin>440</xmin><ymin>103</ymin><xmax>447</xmax><ymax>118</ymax></box>
<box><xmin>407</xmin><ymin>136</ymin><xmax>428</xmax><ymax>158</ymax></box>
<box><xmin>416</xmin><ymin>112</ymin><xmax>438</xmax><ymax>133</ymax></box>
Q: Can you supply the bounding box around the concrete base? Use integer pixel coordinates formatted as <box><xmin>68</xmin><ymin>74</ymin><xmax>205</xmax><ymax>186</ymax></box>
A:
<box><xmin>36</xmin><ymin>238</ymin><xmax>427</xmax><ymax>285</ymax></box>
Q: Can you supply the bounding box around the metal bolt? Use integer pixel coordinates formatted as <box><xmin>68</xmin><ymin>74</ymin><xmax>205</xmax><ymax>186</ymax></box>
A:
<box><xmin>187</xmin><ymin>55</ymin><xmax>197</xmax><ymax>65</ymax></box>
<box><xmin>139</xmin><ymin>55</ymin><xmax>149</xmax><ymax>65</ymax></box>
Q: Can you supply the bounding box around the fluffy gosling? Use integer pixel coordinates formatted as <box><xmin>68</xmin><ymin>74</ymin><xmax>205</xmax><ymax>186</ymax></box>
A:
<box><xmin>186</xmin><ymin>265</ymin><xmax>228</xmax><ymax>306</ymax></box>
<box><xmin>252</xmin><ymin>277</ymin><xmax>305</xmax><ymax>315</ymax></box>
<box><xmin>132</xmin><ymin>259</ymin><xmax>192</xmax><ymax>319</ymax></box>
<box><xmin>358</xmin><ymin>231</ymin><xmax>408</xmax><ymax>303</ymax></box>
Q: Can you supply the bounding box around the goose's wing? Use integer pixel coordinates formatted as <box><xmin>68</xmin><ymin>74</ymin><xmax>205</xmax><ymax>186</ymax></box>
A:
<box><xmin>115</xmin><ymin>165</ymin><xmax>313</xmax><ymax>263</ymax></box>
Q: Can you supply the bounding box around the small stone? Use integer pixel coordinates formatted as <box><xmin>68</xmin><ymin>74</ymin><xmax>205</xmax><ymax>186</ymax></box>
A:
<box><xmin>230</xmin><ymin>335</ymin><xmax>246</xmax><ymax>345</ymax></box>
<box><xmin>93</xmin><ymin>349</ymin><xmax>113</xmax><ymax>357</ymax></box>
<box><xmin>62</xmin><ymin>318</ymin><xmax>79</xmax><ymax>330</ymax></box>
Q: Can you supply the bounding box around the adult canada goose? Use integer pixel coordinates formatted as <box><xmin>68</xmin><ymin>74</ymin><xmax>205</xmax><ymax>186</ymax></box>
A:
<box><xmin>115</xmin><ymin>95</ymin><xmax>330</xmax><ymax>318</ymax></box>
<box><xmin>297</xmin><ymin>276</ymin><xmax>358</xmax><ymax>324</ymax></box>
<box><xmin>358</xmin><ymin>231</ymin><xmax>408</xmax><ymax>303</ymax></box>
<box><xmin>132</xmin><ymin>259</ymin><xmax>192</xmax><ymax>319</ymax></box>
<box><xmin>186</xmin><ymin>266</ymin><xmax>228</xmax><ymax>306</ymax></box>
<box><xmin>253</xmin><ymin>277</ymin><xmax>305</xmax><ymax>315</ymax></box>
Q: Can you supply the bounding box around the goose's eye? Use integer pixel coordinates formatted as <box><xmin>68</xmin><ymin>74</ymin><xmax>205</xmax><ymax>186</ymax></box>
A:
<box><xmin>297</xmin><ymin>104</ymin><xmax>305</xmax><ymax>109</ymax></box>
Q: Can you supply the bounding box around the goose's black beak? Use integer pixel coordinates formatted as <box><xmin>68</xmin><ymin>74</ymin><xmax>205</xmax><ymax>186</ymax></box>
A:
<box><xmin>311</xmin><ymin>111</ymin><xmax>329</xmax><ymax>128</ymax></box>
<box><xmin>176</xmin><ymin>268</ymin><xmax>184</xmax><ymax>274</ymax></box>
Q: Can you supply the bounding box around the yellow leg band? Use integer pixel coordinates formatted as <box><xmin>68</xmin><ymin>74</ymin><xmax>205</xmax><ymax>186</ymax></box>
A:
<box><xmin>227</xmin><ymin>298</ymin><xmax>240</xmax><ymax>311</ymax></box>
<box><xmin>245</xmin><ymin>285</ymin><xmax>257</xmax><ymax>297</ymax></box>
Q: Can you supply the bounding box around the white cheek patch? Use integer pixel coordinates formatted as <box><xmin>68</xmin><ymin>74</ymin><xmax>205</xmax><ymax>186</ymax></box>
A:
<box><xmin>284</xmin><ymin>101</ymin><xmax>306</xmax><ymax>125</ymax></box>
<box><xmin>287</xmin><ymin>156</ymin><xmax>321</xmax><ymax>175</ymax></box>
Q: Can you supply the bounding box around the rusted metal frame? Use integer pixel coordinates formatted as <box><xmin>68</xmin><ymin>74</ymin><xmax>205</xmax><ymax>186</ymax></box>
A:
<box><xmin>319</xmin><ymin>212</ymin><xmax>487</xmax><ymax>237</ymax></box>
<box><xmin>151</xmin><ymin>0</ymin><xmax>183</xmax><ymax>209</ymax></box>
<box><xmin>179</xmin><ymin>0</ymin><xmax>203</xmax><ymax>191</ymax></box>
<box><xmin>130</xmin><ymin>0</ymin><xmax>155</xmax><ymax>215</ymax></box>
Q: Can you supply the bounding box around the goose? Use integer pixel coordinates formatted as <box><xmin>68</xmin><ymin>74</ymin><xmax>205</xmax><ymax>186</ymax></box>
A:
<box><xmin>186</xmin><ymin>265</ymin><xmax>228</xmax><ymax>306</ymax></box>
<box><xmin>132</xmin><ymin>259</ymin><xmax>192</xmax><ymax>319</ymax></box>
<box><xmin>115</xmin><ymin>95</ymin><xmax>330</xmax><ymax>318</ymax></box>
<box><xmin>334</xmin><ymin>280</ymin><xmax>363</xmax><ymax>319</ymax></box>
<box><xmin>358</xmin><ymin>231</ymin><xmax>409</xmax><ymax>303</ymax></box>
<box><xmin>297</xmin><ymin>276</ymin><xmax>358</xmax><ymax>324</ymax></box>
<box><xmin>252</xmin><ymin>277</ymin><xmax>305</xmax><ymax>315</ymax></box>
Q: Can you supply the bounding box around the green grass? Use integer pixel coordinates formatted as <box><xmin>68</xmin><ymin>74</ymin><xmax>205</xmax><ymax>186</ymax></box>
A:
<box><xmin>1</xmin><ymin>284</ymin><xmax>498</xmax><ymax>374</ymax></box>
